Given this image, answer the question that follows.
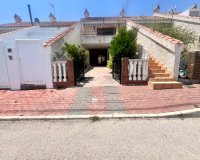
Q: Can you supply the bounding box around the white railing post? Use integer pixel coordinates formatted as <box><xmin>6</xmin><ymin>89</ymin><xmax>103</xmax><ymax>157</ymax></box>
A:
<box><xmin>128</xmin><ymin>59</ymin><xmax>149</xmax><ymax>82</ymax></box>
<box><xmin>138</xmin><ymin>60</ymin><xmax>142</xmax><ymax>80</ymax></box>
<box><xmin>142</xmin><ymin>60</ymin><xmax>148</xmax><ymax>80</ymax></box>
<box><xmin>53</xmin><ymin>63</ymin><xmax>57</xmax><ymax>82</ymax></box>
<box><xmin>133</xmin><ymin>60</ymin><xmax>137</xmax><ymax>81</ymax></box>
<box><xmin>129</xmin><ymin>60</ymin><xmax>133</xmax><ymax>80</ymax></box>
<box><xmin>52</xmin><ymin>61</ymin><xmax>67</xmax><ymax>83</ymax></box>
<box><xmin>57</xmin><ymin>63</ymin><xmax>62</xmax><ymax>82</ymax></box>
<box><xmin>62</xmin><ymin>62</ymin><xmax>67</xmax><ymax>82</ymax></box>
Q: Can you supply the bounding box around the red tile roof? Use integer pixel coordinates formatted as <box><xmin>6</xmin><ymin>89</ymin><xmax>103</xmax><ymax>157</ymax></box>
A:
<box><xmin>43</xmin><ymin>23</ymin><xmax>79</xmax><ymax>47</ymax></box>
<box><xmin>154</xmin><ymin>13</ymin><xmax>200</xmax><ymax>20</ymax></box>
<box><xmin>81</xmin><ymin>16</ymin><xmax>169</xmax><ymax>22</ymax></box>
<box><xmin>0</xmin><ymin>21</ymin><xmax>77</xmax><ymax>28</ymax></box>
<box><xmin>0</xmin><ymin>27</ymin><xmax>31</xmax><ymax>37</ymax></box>
<box><xmin>128</xmin><ymin>20</ymin><xmax>184</xmax><ymax>45</ymax></box>
<box><xmin>128</xmin><ymin>16</ymin><xmax>170</xmax><ymax>21</ymax></box>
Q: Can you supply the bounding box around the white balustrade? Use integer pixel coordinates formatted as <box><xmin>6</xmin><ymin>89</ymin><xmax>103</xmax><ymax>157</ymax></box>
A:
<box><xmin>52</xmin><ymin>61</ymin><xmax>67</xmax><ymax>82</ymax></box>
<box><xmin>128</xmin><ymin>59</ymin><xmax>148</xmax><ymax>81</ymax></box>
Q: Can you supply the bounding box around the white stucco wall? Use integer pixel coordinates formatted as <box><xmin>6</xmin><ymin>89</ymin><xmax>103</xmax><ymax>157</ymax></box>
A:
<box><xmin>64</xmin><ymin>23</ymin><xmax>81</xmax><ymax>45</ymax></box>
<box><xmin>3</xmin><ymin>41</ymin><xmax>21</xmax><ymax>90</ymax></box>
<box><xmin>42</xmin><ymin>46</ymin><xmax>53</xmax><ymax>89</ymax></box>
<box><xmin>0</xmin><ymin>27</ymin><xmax>56</xmax><ymax>90</ymax></box>
<box><xmin>51</xmin><ymin>37</ymin><xmax>65</xmax><ymax>61</ymax></box>
<box><xmin>174</xmin><ymin>21</ymin><xmax>200</xmax><ymax>51</ymax></box>
<box><xmin>0</xmin><ymin>41</ymin><xmax>10</xmax><ymax>88</ymax></box>
<box><xmin>50</xmin><ymin>23</ymin><xmax>81</xmax><ymax>61</ymax></box>
<box><xmin>154</xmin><ymin>13</ymin><xmax>200</xmax><ymax>51</ymax></box>
<box><xmin>81</xmin><ymin>35</ymin><xmax>113</xmax><ymax>48</ymax></box>
<box><xmin>127</xmin><ymin>21</ymin><xmax>184</xmax><ymax>79</ymax></box>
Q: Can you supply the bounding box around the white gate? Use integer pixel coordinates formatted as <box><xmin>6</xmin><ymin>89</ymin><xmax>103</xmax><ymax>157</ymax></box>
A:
<box><xmin>16</xmin><ymin>40</ymin><xmax>45</xmax><ymax>85</ymax></box>
<box><xmin>0</xmin><ymin>41</ymin><xmax>10</xmax><ymax>88</ymax></box>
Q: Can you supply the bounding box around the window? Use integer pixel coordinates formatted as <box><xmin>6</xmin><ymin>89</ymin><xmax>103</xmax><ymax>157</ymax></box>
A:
<box><xmin>97</xmin><ymin>28</ymin><xmax>116</xmax><ymax>35</ymax></box>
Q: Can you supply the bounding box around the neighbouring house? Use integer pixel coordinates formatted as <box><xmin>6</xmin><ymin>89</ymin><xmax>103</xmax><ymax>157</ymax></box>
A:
<box><xmin>0</xmin><ymin>4</ymin><xmax>199</xmax><ymax>90</ymax></box>
<box><xmin>0</xmin><ymin>13</ymin><xmax>77</xmax><ymax>35</ymax></box>
<box><xmin>0</xmin><ymin>23</ymin><xmax>78</xmax><ymax>90</ymax></box>
<box><xmin>80</xmin><ymin>9</ymin><xmax>172</xmax><ymax>67</ymax></box>
<box><xmin>153</xmin><ymin>4</ymin><xmax>200</xmax><ymax>51</ymax></box>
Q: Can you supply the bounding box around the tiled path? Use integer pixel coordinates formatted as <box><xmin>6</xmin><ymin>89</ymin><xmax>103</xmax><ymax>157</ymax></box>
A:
<box><xmin>80</xmin><ymin>67</ymin><xmax>120</xmax><ymax>87</ymax></box>
<box><xmin>0</xmin><ymin>85</ymin><xmax>200</xmax><ymax>116</ymax></box>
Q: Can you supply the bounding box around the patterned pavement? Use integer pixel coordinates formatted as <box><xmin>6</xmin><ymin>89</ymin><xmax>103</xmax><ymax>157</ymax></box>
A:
<box><xmin>79</xmin><ymin>67</ymin><xmax>120</xmax><ymax>87</ymax></box>
<box><xmin>0</xmin><ymin>85</ymin><xmax>200</xmax><ymax>116</ymax></box>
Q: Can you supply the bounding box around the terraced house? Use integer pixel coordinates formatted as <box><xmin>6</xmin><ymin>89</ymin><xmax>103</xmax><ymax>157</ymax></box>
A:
<box><xmin>0</xmin><ymin>4</ymin><xmax>199</xmax><ymax>90</ymax></box>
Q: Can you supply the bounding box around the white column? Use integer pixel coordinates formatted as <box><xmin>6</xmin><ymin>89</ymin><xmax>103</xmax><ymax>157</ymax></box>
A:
<box><xmin>129</xmin><ymin>60</ymin><xmax>133</xmax><ymax>80</ymax></box>
<box><xmin>58</xmin><ymin>63</ymin><xmax>62</xmax><ymax>82</ymax></box>
<box><xmin>142</xmin><ymin>61</ymin><xmax>148</xmax><ymax>80</ymax></box>
<box><xmin>138</xmin><ymin>60</ymin><xmax>142</xmax><ymax>80</ymax></box>
<box><xmin>52</xmin><ymin>63</ymin><xmax>57</xmax><ymax>82</ymax></box>
<box><xmin>62</xmin><ymin>62</ymin><xmax>67</xmax><ymax>82</ymax></box>
<box><xmin>133</xmin><ymin>60</ymin><xmax>137</xmax><ymax>81</ymax></box>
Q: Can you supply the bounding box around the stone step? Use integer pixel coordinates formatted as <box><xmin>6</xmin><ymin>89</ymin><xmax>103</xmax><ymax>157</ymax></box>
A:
<box><xmin>149</xmin><ymin>73</ymin><xmax>170</xmax><ymax>78</ymax></box>
<box><xmin>149</xmin><ymin>77</ymin><xmax>175</xmax><ymax>82</ymax></box>
<box><xmin>148</xmin><ymin>64</ymin><xmax>161</xmax><ymax>68</ymax></box>
<box><xmin>149</xmin><ymin>59</ymin><xmax>156</xmax><ymax>63</ymax></box>
<box><xmin>148</xmin><ymin>81</ymin><xmax>183</xmax><ymax>90</ymax></box>
<box><xmin>148</xmin><ymin>66</ymin><xmax>162</xmax><ymax>70</ymax></box>
<box><xmin>149</xmin><ymin>62</ymin><xmax>158</xmax><ymax>65</ymax></box>
<box><xmin>149</xmin><ymin>69</ymin><xmax>165</xmax><ymax>74</ymax></box>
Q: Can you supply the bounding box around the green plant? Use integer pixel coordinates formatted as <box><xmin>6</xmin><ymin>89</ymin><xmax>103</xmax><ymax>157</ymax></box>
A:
<box><xmin>143</xmin><ymin>23</ymin><xmax>197</xmax><ymax>70</ymax></box>
<box><xmin>107</xmin><ymin>53</ymin><xmax>113</xmax><ymax>69</ymax></box>
<box><xmin>62</xmin><ymin>43</ymin><xmax>88</xmax><ymax>64</ymax></box>
<box><xmin>89</xmin><ymin>116</ymin><xmax>101</xmax><ymax>122</ymax></box>
<box><xmin>144</xmin><ymin>23</ymin><xmax>197</xmax><ymax>45</ymax></box>
<box><xmin>109</xmin><ymin>27</ymin><xmax>138</xmax><ymax>65</ymax></box>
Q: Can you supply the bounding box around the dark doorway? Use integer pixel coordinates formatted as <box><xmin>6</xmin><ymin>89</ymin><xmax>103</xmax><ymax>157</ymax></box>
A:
<box><xmin>89</xmin><ymin>49</ymin><xmax>108</xmax><ymax>66</ymax></box>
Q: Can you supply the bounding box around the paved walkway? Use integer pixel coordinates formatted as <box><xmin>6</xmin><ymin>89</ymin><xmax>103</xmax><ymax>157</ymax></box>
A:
<box><xmin>80</xmin><ymin>67</ymin><xmax>120</xmax><ymax>87</ymax></box>
<box><xmin>0</xmin><ymin>85</ymin><xmax>199</xmax><ymax>116</ymax></box>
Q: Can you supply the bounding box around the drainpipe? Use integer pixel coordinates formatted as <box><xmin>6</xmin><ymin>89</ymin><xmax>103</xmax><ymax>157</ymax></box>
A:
<box><xmin>27</xmin><ymin>4</ymin><xmax>33</xmax><ymax>26</ymax></box>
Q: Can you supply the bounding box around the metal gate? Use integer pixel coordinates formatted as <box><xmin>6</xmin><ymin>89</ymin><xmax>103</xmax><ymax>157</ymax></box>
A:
<box><xmin>74</xmin><ymin>60</ymin><xmax>85</xmax><ymax>85</ymax></box>
<box><xmin>112</xmin><ymin>59</ymin><xmax>121</xmax><ymax>83</ymax></box>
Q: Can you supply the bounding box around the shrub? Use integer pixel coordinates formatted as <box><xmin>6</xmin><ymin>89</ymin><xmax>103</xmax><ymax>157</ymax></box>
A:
<box><xmin>62</xmin><ymin>43</ymin><xmax>88</xmax><ymax>64</ymax></box>
<box><xmin>110</xmin><ymin>27</ymin><xmax>138</xmax><ymax>62</ymax></box>
<box><xmin>144</xmin><ymin>23</ymin><xmax>197</xmax><ymax>45</ymax></box>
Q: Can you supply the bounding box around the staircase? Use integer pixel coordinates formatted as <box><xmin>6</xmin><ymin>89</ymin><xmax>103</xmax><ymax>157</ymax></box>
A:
<box><xmin>148</xmin><ymin>57</ymin><xmax>182</xmax><ymax>90</ymax></box>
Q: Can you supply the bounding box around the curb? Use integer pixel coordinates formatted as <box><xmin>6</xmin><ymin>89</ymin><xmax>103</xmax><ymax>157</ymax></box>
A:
<box><xmin>0</xmin><ymin>108</ymin><xmax>200</xmax><ymax>121</ymax></box>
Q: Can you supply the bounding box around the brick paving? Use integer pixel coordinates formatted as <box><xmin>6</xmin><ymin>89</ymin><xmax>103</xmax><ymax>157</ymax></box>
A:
<box><xmin>80</xmin><ymin>67</ymin><xmax>120</xmax><ymax>87</ymax></box>
<box><xmin>0</xmin><ymin>85</ymin><xmax>200</xmax><ymax>117</ymax></box>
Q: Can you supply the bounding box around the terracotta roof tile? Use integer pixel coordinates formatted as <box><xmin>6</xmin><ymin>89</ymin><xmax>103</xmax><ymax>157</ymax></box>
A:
<box><xmin>43</xmin><ymin>23</ymin><xmax>79</xmax><ymax>47</ymax></box>
<box><xmin>0</xmin><ymin>21</ymin><xmax>77</xmax><ymax>28</ymax></box>
<box><xmin>154</xmin><ymin>13</ymin><xmax>200</xmax><ymax>21</ymax></box>
<box><xmin>128</xmin><ymin>20</ymin><xmax>184</xmax><ymax>45</ymax></box>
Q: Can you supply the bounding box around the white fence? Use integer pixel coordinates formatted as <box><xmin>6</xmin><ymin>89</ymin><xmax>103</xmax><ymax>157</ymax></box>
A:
<box><xmin>52</xmin><ymin>61</ymin><xmax>67</xmax><ymax>82</ymax></box>
<box><xmin>128</xmin><ymin>59</ymin><xmax>148</xmax><ymax>81</ymax></box>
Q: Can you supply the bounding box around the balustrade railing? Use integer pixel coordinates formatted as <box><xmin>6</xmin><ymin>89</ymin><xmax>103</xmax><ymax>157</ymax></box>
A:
<box><xmin>52</xmin><ymin>61</ymin><xmax>67</xmax><ymax>82</ymax></box>
<box><xmin>128</xmin><ymin>59</ymin><xmax>148</xmax><ymax>81</ymax></box>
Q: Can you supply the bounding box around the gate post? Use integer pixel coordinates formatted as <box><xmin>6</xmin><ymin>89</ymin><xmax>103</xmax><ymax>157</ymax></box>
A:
<box><xmin>67</xmin><ymin>59</ymin><xmax>75</xmax><ymax>86</ymax></box>
<box><xmin>121</xmin><ymin>57</ymin><xmax>129</xmax><ymax>85</ymax></box>
<box><xmin>187</xmin><ymin>51</ymin><xmax>200</xmax><ymax>83</ymax></box>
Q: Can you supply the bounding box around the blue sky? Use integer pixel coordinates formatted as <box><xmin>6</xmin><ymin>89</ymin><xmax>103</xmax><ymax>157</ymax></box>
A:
<box><xmin>0</xmin><ymin>0</ymin><xmax>199</xmax><ymax>23</ymax></box>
